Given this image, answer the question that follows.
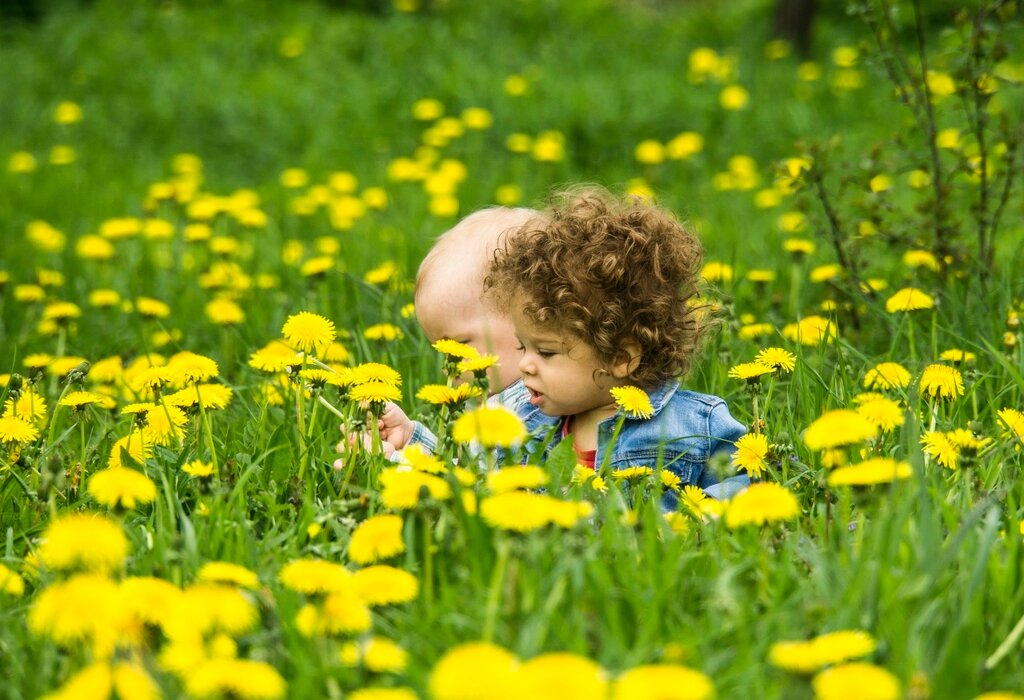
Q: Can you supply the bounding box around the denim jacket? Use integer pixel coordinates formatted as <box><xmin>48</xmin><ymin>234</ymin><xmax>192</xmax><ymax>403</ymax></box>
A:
<box><xmin>509</xmin><ymin>379</ymin><xmax>749</xmax><ymax>501</ymax></box>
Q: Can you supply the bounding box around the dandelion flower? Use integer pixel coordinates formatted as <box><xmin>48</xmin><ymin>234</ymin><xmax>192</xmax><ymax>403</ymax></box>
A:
<box><xmin>316</xmin><ymin>588</ymin><xmax>373</xmax><ymax>634</ymax></box>
<box><xmin>364</xmin><ymin>323</ymin><xmax>403</xmax><ymax>342</ymax></box>
<box><xmin>429</xmin><ymin>642</ymin><xmax>521</xmax><ymax>700</ymax></box>
<box><xmin>4</xmin><ymin>388</ymin><xmax>48</xmax><ymax>426</ymax></box>
<box><xmin>433</xmin><ymin>339</ymin><xmax>478</xmax><ymax>359</ymax></box>
<box><xmin>724</xmin><ymin>482</ymin><xmax>799</xmax><ymax>529</ymax></box>
<box><xmin>519</xmin><ymin>652</ymin><xmax>608</xmax><ymax>700</ymax></box>
<box><xmin>610</xmin><ymin>386</ymin><xmax>654</xmax><ymax>419</ymax></box>
<box><xmin>279</xmin><ymin>558</ymin><xmax>352</xmax><ymax>595</ymax></box>
<box><xmin>997</xmin><ymin>408</ymin><xmax>1024</xmax><ymax>448</ymax></box>
<box><xmin>0</xmin><ymin>415</ymin><xmax>39</xmax><ymax>443</ymax></box>
<box><xmin>348</xmin><ymin>689</ymin><xmax>417</xmax><ymax>700</ymax></box>
<box><xmin>183</xmin><ymin>460</ymin><xmax>216</xmax><ymax>478</ymax></box>
<box><xmin>612</xmin><ymin>664</ymin><xmax>715</xmax><ymax>700</ymax></box>
<box><xmin>782</xmin><ymin>316</ymin><xmax>836</xmax><ymax>346</ymax></box>
<box><xmin>854</xmin><ymin>394</ymin><xmax>905</xmax><ymax>433</ymax></box>
<box><xmin>88</xmin><ymin>467</ymin><xmax>158</xmax><ymax>510</ymax></box>
<box><xmin>812</xmin><ymin>662</ymin><xmax>900</xmax><ymax>700</ymax></box>
<box><xmin>486</xmin><ymin>465</ymin><xmax>550</xmax><ymax>494</ymax></box>
<box><xmin>38</xmin><ymin>512</ymin><xmax>128</xmax><ymax>573</ymax></box>
<box><xmin>108</xmin><ymin>433</ymin><xmax>152</xmax><ymax>469</ymax></box>
<box><xmin>756</xmin><ymin>347</ymin><xmax>796</xmax><ymax>373</ymax></box>
<box><xmin>479</xmin><ymin>492</ymin><xmax>553</xmax><ymax>532</ymax></box>
<box><xmin>282</xmin><ymin>311</ymin><xmax>336</xmax><ymax>354</ymax></box>
<box><xmin>919</xmin><ymin>364</ymin><xmax>964</xmax><ymax>400</ymax></box>
<box><xmin>770</xmin><ymin>630</ymin><xmax>876</xmax><ymax>674</ymax></box>
<box><xmin>417</xmin><ymin>383</ymin><xmax>481</xmax><ymax>405</ymax></box>
<box><xmin>453</xmin><ymin>405</ymin><xmax>527</xmax><ymax>448</ymax></box>
<box><xmin>828</xmin><ymin>458</ymin><xmax>912</xmax><ymax>486</ymax></box>
<box><xmin>885</xmin><ymin>287</ymin><xmax>935</xmax><ymax>313</ymax></box>
<box><xmin>350</xmin><ymin>362</ymin><xmax>402</xmax><ymax>387</ymax></box>
<box><xmin>400</xmin><ymin>444</ymin><xmax>447</xmax><ymax>474</ymax></box>
<box><xmin>59</xmin><ymin>391</ymin><xmax>105</xmax><ymax>409</ymax></box>
<box><xmin>803</xmin><ymin>410</ymin><xmax>878</xmax><ymax>451</ymax></box>
<box><xmin>732</xmin><ymin>433</ymin><xmax>770</xmax><ymax>478</ymax></box>
<box><xmin>341</xmin><ymin>636</ymin><xmax>410</xmax><ymax>674</ymax></box>
<box><xmin>0</xmin><ymin>563</ymin><xmax>25</xmax><ymax>596</ymax></box>
<box><xmin>678</xmin><ymin>485</ymin><xmax>708</xmax><ymax>516</ymax></box>
<box><xmin>612</xmin><ymin>466</ymin><xmax>655</xmax><ymax>482</ymax></box>
<box><xmin>198</xmin><ymin>562</ymin><xmax>260</xmax><ymax>589</ymax></box>
<box><xmin>166</xmin><ymin>383</ymin><xmax>233</xmax><ymax>409</ymax></box>
<box><xmin>185</xmin><ymin>658</ymin><xmax>286</xmax><ymax>700</ymax></box>
<box><xmin>921</xmin><ymin>431</ymin><xmax>959</xmax><ymax>469</ymax></box>
<box><xmin>728</xmin><ymin>361</ymin><xmax>774</xmax><ymax>381</ymax></box>
<box><xmin>350</xmin><ymin>381</ymin><xmax>402</xmax><ymax>404</ymax></box>
<box><xmin>205</xmin><ymin>298</ymin><xmax>246</xmax><ymax>325</ymax></box>
<box><xmin>249</xmin><ymin>341</ymin><xmax>301</xmax><ymax>372</ymax></box>
<box><xmin>380</xmin><ymin>468</ymin><xmax>451</xmax><ymax>510</ymax></box>
<box><xmin>168</xmin><ymin>351</ymin><xmax>220</xmax><ymax>384</ymax></box>
<box><xmin>863</xmin><ymin>362</ymin><xmax>911</xmax><ymax>391</ymax></box>
<box><xmin>457</xmin><ymin>354</ymin><xmax>499</xmax><ymax>376</ymax></box>
<box><xmin>939</xmin><ymin>348</ymin><xmax>976</xmax><ymax>364</ymax></box>
<box><xmin>348</xmin><ymin>514</ymin><xmax>405</xmax><ymax>565</ymax></box>
<box><xmin>352</xmin><ymin>565</ymin><xmax>419</xmax><ymax>605</ymax></box>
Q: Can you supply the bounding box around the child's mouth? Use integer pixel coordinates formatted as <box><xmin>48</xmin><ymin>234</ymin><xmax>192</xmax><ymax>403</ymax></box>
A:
<box><xmin>528</xmin><ymin>387</ymin><xmax>543</xmax><ymax>406</ymax></box>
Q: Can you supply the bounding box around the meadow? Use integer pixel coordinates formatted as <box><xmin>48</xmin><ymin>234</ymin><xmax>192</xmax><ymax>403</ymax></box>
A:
<box><xmin>1</xmin><ymin>0</ymin><xmax>1023</xmax><ymax>698</ymax></box>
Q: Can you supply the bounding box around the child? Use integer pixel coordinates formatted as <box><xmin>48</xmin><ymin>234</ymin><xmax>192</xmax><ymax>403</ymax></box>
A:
<box><xmin>484</xmin><ymin>187</ymin><xmax>748</xmax><ymax>500</ymax></box>
<box><xmin>338</xmin><ymin>206</ymin><xmax>538</xmax><ymax>458</ymax></box>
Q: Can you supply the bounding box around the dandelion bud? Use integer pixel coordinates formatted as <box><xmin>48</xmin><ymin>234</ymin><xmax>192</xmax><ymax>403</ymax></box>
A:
<box><xmin>63</xmin><ymin>361</ymin><xmax>91</xmax><ymax>385</ymax></box>
<box><xmin>7</xmin><ymin>373</ymin><xmax>23</xmax><ymax>397</ymax></box>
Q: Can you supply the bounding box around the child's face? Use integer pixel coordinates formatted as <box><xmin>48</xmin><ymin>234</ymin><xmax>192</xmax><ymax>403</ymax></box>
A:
<box><xmin>416</xmin><ymin>293</ymin><xmax>521</xmax><ymax>393</ymax></box>
<box><xmin>511</xmin><ymin>306</ymin><xmax>616</xmax><ymax>418</ymax></box>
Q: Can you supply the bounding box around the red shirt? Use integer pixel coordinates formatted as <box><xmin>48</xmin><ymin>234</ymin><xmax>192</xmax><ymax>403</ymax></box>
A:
<box><xmin>562</xmin><ymin>417</ymin><xmax>596</xmax><ymax>469</ymax></box>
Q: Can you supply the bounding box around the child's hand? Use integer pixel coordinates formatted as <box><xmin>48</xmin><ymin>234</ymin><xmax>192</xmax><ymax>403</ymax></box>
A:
<box><xmin>334</xmin><ymin>428</ymin><xmax>397</xmax><ymax>468</ymax></box>
<box><xmin>378</xmin><ymin>402</ymin><xmax>415</xmax><ymax>451</ymax></box>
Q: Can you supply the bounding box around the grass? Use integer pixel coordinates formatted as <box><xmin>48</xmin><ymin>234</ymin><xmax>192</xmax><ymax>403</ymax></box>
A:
<box><xmin>1</xmin><ymin>1</ymin><xmax>1023</xmax><ymax>699</ymax></box>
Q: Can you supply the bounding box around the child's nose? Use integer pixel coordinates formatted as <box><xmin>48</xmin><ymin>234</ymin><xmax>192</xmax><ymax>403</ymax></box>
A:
<box><xmin>518</xmin><ymin>354</ymin><xmax>535</xmax><ymax>376</ymax></box>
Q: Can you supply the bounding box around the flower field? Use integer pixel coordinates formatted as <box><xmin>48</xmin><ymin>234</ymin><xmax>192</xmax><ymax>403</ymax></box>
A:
<box><xmin>1</xmin><ymin>1</ymin><xmax>1023</xmax><ymax>698</ymax></box>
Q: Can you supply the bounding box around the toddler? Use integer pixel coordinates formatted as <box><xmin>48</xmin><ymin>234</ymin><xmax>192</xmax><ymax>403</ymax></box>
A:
<box><xmin>340</xmin><ymin>206</ymin><xmax>537</xmax><ymax>458</ymax></box>
<box><xmin>484</xmin><ymin>187</ymin><xmax>748</xmax><ymax>500</ymax></box>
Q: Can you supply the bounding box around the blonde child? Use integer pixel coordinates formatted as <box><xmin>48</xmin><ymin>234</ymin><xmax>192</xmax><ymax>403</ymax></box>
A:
<box><xmin>484</xmin><ymin>187</ymin><xmax>748</xmax><ymax>500</ymax></box>
<box><xmin>338</xmin><ymin>206</ymin><xmax>537</xmax><ymax>458</ymax></box>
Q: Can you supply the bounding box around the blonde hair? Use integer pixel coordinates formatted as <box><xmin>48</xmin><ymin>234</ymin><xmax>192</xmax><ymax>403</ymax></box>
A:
<box><xmin>415</xmin><ymin>207</ymin><xmax>540</xmax><ymax>299</ymax></box>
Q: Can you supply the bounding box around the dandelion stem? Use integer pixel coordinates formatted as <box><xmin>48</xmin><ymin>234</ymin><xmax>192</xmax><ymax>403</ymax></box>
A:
<box><xmin>482</xmin><ymin>538</ymin><xmax>511</xmax><ymax>643</ymax></box>
<box><xmin>196</xmin><ymin>384</ymin><xmax>219</xmax><ymax>475</ymax></box>
<box><xmin>984</xmin><ymin>609</ymin><xmax>1024</xmax><ymax>671</ymax></box>
<box><xmin>421</xmin><ymin>511</ymin><xmax>434</xmax><ymax>615</ymax></box>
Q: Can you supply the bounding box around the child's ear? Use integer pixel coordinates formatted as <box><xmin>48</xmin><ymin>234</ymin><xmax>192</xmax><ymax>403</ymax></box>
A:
<box><xmin>611</xmin><ymin>341</ymin><xmax>642</xmax><ymax>380</ymax></box>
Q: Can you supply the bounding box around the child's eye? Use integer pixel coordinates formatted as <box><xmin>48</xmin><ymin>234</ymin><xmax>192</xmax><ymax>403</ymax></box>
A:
<box><xmin>515</xmin><ymin>343</ymin><xmax>525</xmax><ymax>352</ymax></box>
<box><xmin>537</xmin><ymin>350</ymin><xmax>555</xmax><ymax>358</ymax></box>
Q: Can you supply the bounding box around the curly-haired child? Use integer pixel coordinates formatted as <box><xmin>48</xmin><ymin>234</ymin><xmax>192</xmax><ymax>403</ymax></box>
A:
<box><xmin>484</xmin><ymin>186</ymin><xmax>748</xmax><ymax>500</ymax></box>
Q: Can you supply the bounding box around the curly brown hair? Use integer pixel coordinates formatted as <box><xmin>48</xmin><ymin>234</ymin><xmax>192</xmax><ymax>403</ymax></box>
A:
<box><xmin>485</xmin><ymin>186</ymin><xmax>707</xmax><ymax>389</ymax></box>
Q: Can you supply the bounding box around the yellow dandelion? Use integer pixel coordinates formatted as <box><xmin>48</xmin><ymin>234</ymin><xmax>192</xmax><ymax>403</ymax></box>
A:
<box><xmin>0</xmin><ymin>415</ymin><xmax>40</xmax><ymax>444</ymax></box>
<box><xmin>520</xmin><ymin>652</ymin><xmax>608</xmax><ymax>700</ymax></box>
<box><xmin>400</xmin><ymin>444</ymin><xmax>447</xmax><ymax>474</ymax></box>
<box><xmin>885</xmin><ymin>287</ymin><xmax>935</xmax><ymax>313</ymax></box>
<box><xmin>4</xmin><ymin>388</ymin><xmax>48</xmax><ymax>426</ymax></box>
<box><xmin>486</xmin><ymin>465</ymin><xmax>550</xmax><ymax>494</ymax></box>
<box><xmin>828</xmin><ymin>458</ymin><xmax>912</xmax><ymax>487</ymax></box>
<box><xmin>364</xmin><ymin>323</ymin><xmax>404</xmax><ymax>342</ymax></box>
<box><xmin>205</xmin><ymin>297</ymin><xmax>246</xmax><ymax>325</ymax></box>
<box><xmin>108</xmin><ymin>433</ymin><xmax>152</xmax><ymax>469</ymax></box>
<box><xmin>0</xmin><ymin>563</ymin><xmax>25</xmax><ymax>596</ymax></box>
<box><xmin>782</xmin><ymin>316</ymin><xmax>836</xmax><ymax>346</ymax></box>
<box><xmin>198</xmin><ymin>562</ymin><xmax>260</xmax><ymax>589</ymax></box>
<box><xmin>249</xmin><ymin>340</ymin><xmax>301</xmax><ymax>372</ymax></box>
<box><xmin>380</xmin><ymin>468</ymin><xmax>451</xmax><ymax>510</ymax></box>
<box><xmin>480</xmin><ymin>492</ymin><xmax>569</xmax><ymax>532</ymax></box>
<box><xmin>803</xmin><ymin>410</ymin><xmax>878</xmax><ymax>450</ymax></box>
<box><xmin>166</xmin><ymin>383</ymin><xmax>233</xmax><ymax>409</ymax></box>
<box><xmin>939</xmin><ymin>348</ymin><xmax>976</xmax><ymax>364</ymax></box>
<box><xmin>610</xmin><ymin>386</ymin><xmax>653</xmax><ymax>419</ymax></box>
<box><xmin>724</xmin><ymin>482</ymin><xmax>799</xmax><ymax>529</ymax></box>
<box><xmin>279</xmin><ymin>558</ymin><xmax>352</xmax><ymax>595</ymax></box>
<box><xmin>457</xmin><ymin>354</ymin><xmax>499</xmax><ymax>376</ymax></box>
<box><xmin>341</xmin><ymin>637</ymin><xmax>410</xmax><ymax>674</ymax></box>
<box><xmin>453</xmin><ymin>405</ymin><xmax>527</xmax><ymax>448</ymax></box>
<box><xmin>728</xmin><ymin>361</ymin><xmax>775</xmax><ymax>381</ymax></box>
<box><xmin>429</xmin><ymin>642</ymin><xmax>521</xmax><ymax>700</ymax></box>
<box><xmin>88</xmin><ymin>467</ymin><xmax>158</xmax><ymax>510</ymax></box>
<box><xmin>755</xmin><ymin>347</ymin><xmax>796</xmax><ymax>373</ymax></box>
<box><xmin>351</xmin><ymin>362</ymin><xmax>402</xmax><ymax>387</ymax></box>
<box><xmin>58</xmin><ymin>391</ymin><xmax>105</xmax><ymax>409</ymax></box>
<box><xmin>863</xmin><ymin>362</ymin><xmax>911</xmax><ymax>391</ymax></box>
<box><xmin>38</xmin><ymin>512</ymin><xmax>129</xmax><ymax>573</ymax></box>
<box><xmin>348</xmin><ymin>514</ymin><xmax>405</xmax><ymax>565</ymax></box>
<box><xmin>183</xmin><ymin>460</ymin><xmax>216</xmax><ymax>478</ymax></box>
<box><xmin>921</xmin><ymin>431</ymin><xmax>959</xmax><ymax>469</ymax></box>
<box><xmin>997</xmin><ymin>407</ymin><xmax>1024</xmax><ymax>448</ymax></box>
<box><xmin>168</xmin><ymin>351</ymin><xmax>220</xmax><ymax>384</ymax></box>
<box><xmin>433</xmin><ymin>339</ymin><xmax>478</xmax><ymax>359</ymax></box>
<box><xmin>352</xmin><ymin>565</ymin><xmax>419</xmax><ymax>606</ymax></box>
<box><xmin>919</xmin><ymin>364</ymin><xmax>964</xmax><ymax>400</ymax></box>
<box><xmin>812</xmin><ymin>662</ymin><xmax>900</xmax><ymax>700</ymax></box>
<box><xmin>417</xmin><ymin>384</ymin><xmax>481</xmax><ymax>406</ymax></box>
<box><xmin>612</xmin><ymin>466</ymin><xmax>655</xmax><ymax>482</ymax></box>
<box><xmin>732</xmin><ymin>433</ymin><xmax>770</xmax><ymax>478</ymax></box>
<box><xmin>854</xmin><ymin>394</ymin><xmax>905</xmax><ymax>432</ymax></box>
<box><xmin>185</xmin><ymin>658</ymin><xmax>286</xmax><ymax>700</ymax></box>
<box><xmin>282</xmin><ymin>311</ymin><xmax>336</xmax><ymax>354</ymax></box>
<box><xmin>350</xmin><ymin>381</ymin><xmax>402</xmax><ymax>404</ymax></box>
<box><xmin>612</xmin><ymin>664</ymin><xmax>715</xmax><ymax>700</ymax></box>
